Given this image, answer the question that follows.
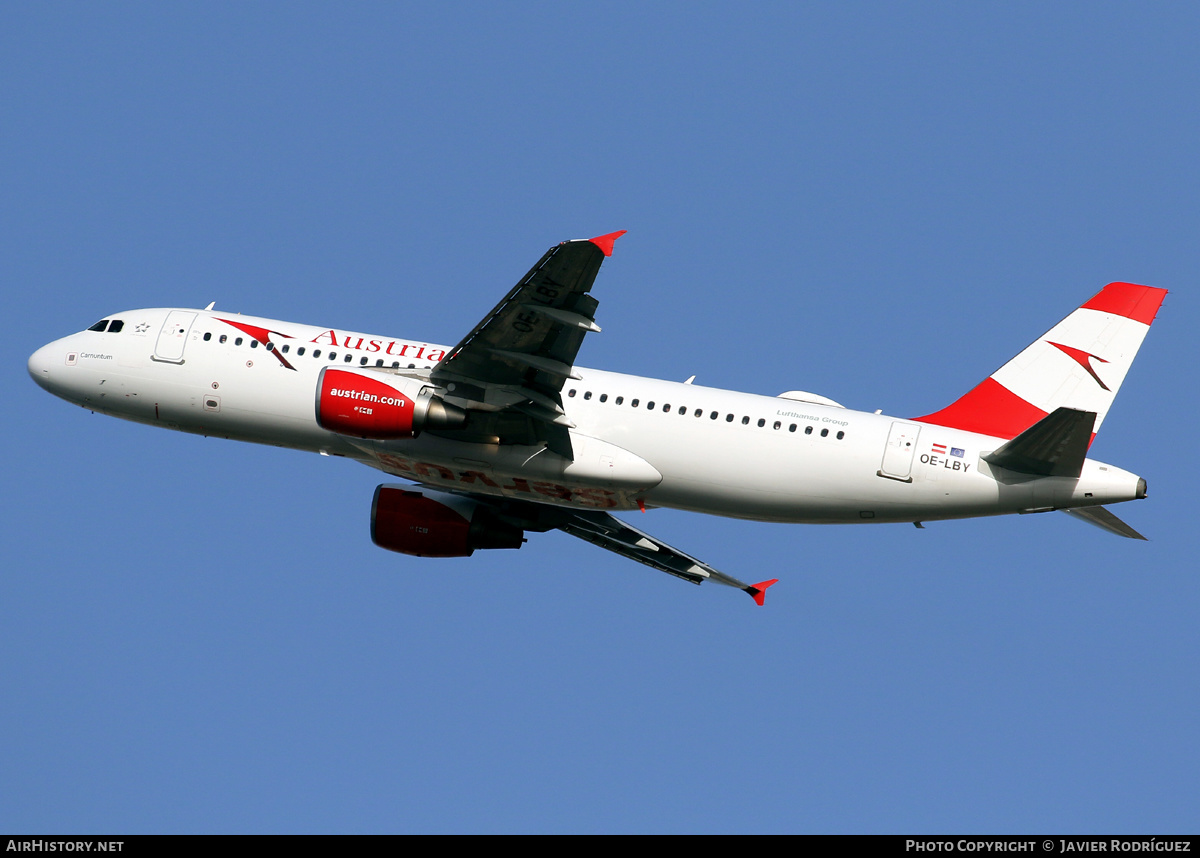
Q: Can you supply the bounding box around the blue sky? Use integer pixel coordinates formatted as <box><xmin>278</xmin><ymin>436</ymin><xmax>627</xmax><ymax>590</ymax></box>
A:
<box><xmin>2</xmin><ymin>3</ymin><xmax>1197</xmax><ymax>833</ymax></box>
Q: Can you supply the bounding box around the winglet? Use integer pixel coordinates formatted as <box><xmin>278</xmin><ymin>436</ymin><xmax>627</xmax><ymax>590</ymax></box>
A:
<box><xmin>589</xmin><ymin>230</ymin><xmax>627</xmax><ymax>257</ymax></box>
<box><xmin>745</xmin><ymin>578</ymin><xmax>779</xmax><ymax>606</ymax></box>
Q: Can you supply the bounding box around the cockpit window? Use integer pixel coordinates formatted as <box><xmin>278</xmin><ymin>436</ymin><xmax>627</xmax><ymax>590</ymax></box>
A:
<box><xmin>107</xmin><ymin>320</ymin><xmax>124</xmax><ymax>333</ymax></box>
<box><xmin>88</xmin><ymin>320</ymin><xmax>109</xmax><ymax>332</ymax></box>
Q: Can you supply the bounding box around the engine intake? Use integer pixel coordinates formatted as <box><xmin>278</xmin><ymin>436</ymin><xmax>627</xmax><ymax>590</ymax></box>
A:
<box><xmin>371</xmin><ymin>485</ymin><xmax>525</xmax><ymax>557</ymax></box>
<box><xmin>316</xmin><ymin>368</ymin><xmax>466</xmax><ymax>439</ymax></box>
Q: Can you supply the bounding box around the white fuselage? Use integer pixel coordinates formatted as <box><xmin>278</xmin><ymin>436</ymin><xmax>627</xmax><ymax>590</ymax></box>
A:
<box><xmin>28</xmin><ymin>307</ymin><xmax>1145</xmax><ymax>526</ymax></box>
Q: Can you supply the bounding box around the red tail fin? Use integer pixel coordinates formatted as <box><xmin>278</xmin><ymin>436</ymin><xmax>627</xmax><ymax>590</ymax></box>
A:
<box><xmin>915</xmin><ymin>282</ymin><xmax>1166</xmax><ymax>441</ymax></box>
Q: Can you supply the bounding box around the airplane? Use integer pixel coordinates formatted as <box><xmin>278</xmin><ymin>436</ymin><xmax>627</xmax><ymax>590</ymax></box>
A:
<box><xmin>27</xmin><ymin>231</ymin><xmax>1167</xmax><ymax>605</ymax></box>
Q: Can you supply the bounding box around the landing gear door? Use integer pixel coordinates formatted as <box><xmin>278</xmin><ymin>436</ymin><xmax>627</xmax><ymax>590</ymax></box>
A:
<box><xmin>879</xmin><ymin>421</ymin><xmax>921</xmax><ymax>482</ymax></box>
<box><xmin>153</xmin><ymin>311</ymin><xmax>197</xmax><ymax>364</ymax></box>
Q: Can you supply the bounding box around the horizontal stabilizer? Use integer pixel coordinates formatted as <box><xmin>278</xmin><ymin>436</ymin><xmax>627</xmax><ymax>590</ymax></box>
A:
<box><xmin>1062</xmin><ymin>505</ymin><xmax>1147</xmax><ymax>540</ymax></box>
<box><xmin>982</xmin><ymin>407</ymin><xmax>1095</xmax><ymax>478</ymax></box>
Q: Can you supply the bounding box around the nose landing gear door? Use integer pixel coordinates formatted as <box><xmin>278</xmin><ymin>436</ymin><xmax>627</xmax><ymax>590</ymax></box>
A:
<box><xmin>878</xmin><ymin>421</ymin><xmax>921</xmax><ymax>482</ymax></box>
<box><xmin>153</xmin><ymin>311</ymin><xmax>197</xmax><ymax>364</ymax></box>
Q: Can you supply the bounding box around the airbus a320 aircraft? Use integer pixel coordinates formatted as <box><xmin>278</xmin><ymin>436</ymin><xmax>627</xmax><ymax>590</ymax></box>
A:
<box><xmin>28</xmin><ymin>232</ymin><xmax>1166</xmax><ymax>604</ymax></box>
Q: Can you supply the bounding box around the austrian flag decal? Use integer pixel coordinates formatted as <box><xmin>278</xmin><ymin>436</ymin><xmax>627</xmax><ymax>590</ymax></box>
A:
<box><xmin>931</xmin><ymin>442</ymin><xmax>964</xmax><ymax>458</ymax></box>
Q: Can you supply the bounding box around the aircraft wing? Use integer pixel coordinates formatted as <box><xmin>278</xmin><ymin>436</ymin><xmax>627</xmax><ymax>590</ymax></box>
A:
<box><xmin>557</xmin><ymin>510</ymin><xmax>779</xmax><ymax>605</ymax></box>
<box><xmin>431</xmin><ymin>232</ymin><xmax>624</xmax><ymax>444</ymax></box>
<box><xmin>408</xmin><ymin>485</ymin><xmax>778</xmax><ymax>604</ymax></box>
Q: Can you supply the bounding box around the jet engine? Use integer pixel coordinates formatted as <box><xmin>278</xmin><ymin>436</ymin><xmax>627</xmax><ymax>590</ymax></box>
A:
<box><xmin>316</xmin><ymin>367</ymin><xmax>466</xmax><ymax>439</ymax></box>
<box><xmin>370</xmin><ymin>485</ymin><xmax>525</xmax><ymax>557</ymax></box>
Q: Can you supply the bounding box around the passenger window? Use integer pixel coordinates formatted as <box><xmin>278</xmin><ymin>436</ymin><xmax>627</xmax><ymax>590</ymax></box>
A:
<box><xmin>773</xmin><ymin>421</ymin><xmax>781</xmax><ymax>430</ymax></box>
<box><xmin>328</xmin><ymin>352</ymin><xmax>336</xmax><ymax>360</ymax></box>
<box><xmin>741</xmin><ymin>416</ymin><xmax>749</xmax><ymax>425</ymax></box>
<box><xmin>837</xmin><ymin>430</ymin><xmax>845</xmax><ymax>439</ymax></box>
<box><xmin>235</xmin><ymin>337</ymin><xmax>243</xmax><ymax>346</ymax></box>
<box><xmin>647</xmin><ymin>401</ymin><xmax>655</xmax><ymax>410</ymax></box>
<box><xmin>203</xmin><ymin>332</ymin><xmax>212</xmax><ymax>341</ymax></box>
<box><xmin>281</xmin><ymin>344</ymin><xmax>289</xmax><ymax>353</ymax></box>
<box><xmin>805</xmin><ymin>426</ymin><xmax>813</xmax><ymax>435</ymax></box>
<box><xmin>710</xmin><ymin>411</ymin><xmax>718</xmax><ymax>420</ymax></box>
<box><xmin>361</xmin><ymin>356</ymin><xmax>368</xmax><ymax>365</ymax></box>
<box><xmin>250</xmin><ymin>340</ymin><xmax>258</xmax><ymax>348</ymax></box>
<box><xmin>297</xmin><ymin>347</ymin><xmax>304</xmax><ymax>355</ymax></box>
<box><xmin>584</xmin><ymin>391</ymin><xmax>592</xmax><ymax>400</ymax></box>
<box><xmin>789</xmin><ymin>424</ymin><xmax>796</xmax><ymax>432</ymax></box>
<box><xmin>599</xmin><ymin>394</ymin><xmax>608</xmax><ymax>403</ymax></box>
<box><xmin>615</xmin><ymin>397</ymin><xmax>624</xmax><ymax>405</ymax></box>
<box><xmin>266</xmin><ymin>342</ymin><xmax>275</xmax><ymax>351</ymax></box>
<box><xmin>344</xmin><ymin>354</ymin><xmax>352</xmax><ymax>363</ymax></box>
<box><xmin>408</xmin><ymin>363</ymin><xmax>415</xmax><ymax>368</ymax></box>
<box><xmin>392</xmin><ymin>362</ymin><xmax>400</xmax><ymax>368</ymax></box>
<box><xmin>757</xmin><ymin>418</ymin><xmax>765</xmax><ymax>427</ymax></box>
<box><xmin>312</xmin><ymin>349</ymin><xmax>321</xmax><ymax>358</ymax></box>
<box><xmin>821</xmin><ymin>428</ymin><xmax>829</xmax><ymax>437</ymax></box>
<box><xmin>376</xmin><ymin>359</ymin><xmax>384</xmax><ymax>367</ymax></box>
<box><xmin>632</xmin><ymin>399</ymin><xmax>640</xmax><ymax>408</ymax></box>
<box><xmin>568</xmin><ymin>389</ymin><xmax>577</xmax><ymax>398</ymax></box>
<box><xmin>108</xmin><ymin>320</ymin><xmax>124</xmax><ymax>333</ymax></box>
<box><xmin>726</xmin><ymin>414</ymin><xmax>734</xmax><ymax>422</ymax></box>
<box><xmin>88</xmin><ymin>320</ymin><xmax>109</xmax><ymax>332</ymax></box>
<box><xmin>663</xmin><ymin>404</ymin><xmax>671</xmax><ymax>413</ymax></box>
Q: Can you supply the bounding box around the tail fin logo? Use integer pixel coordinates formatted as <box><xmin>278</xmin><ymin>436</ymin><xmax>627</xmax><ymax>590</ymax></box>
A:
<box><xmin>914</xmin><ymin>283</ymin><xmax>1165</xmax><ymax>442</ymax></box>
<box><xmin>1048</xmin><ymin>342</ymin><xmax>1110</xmax><ymax>391</ymax></box>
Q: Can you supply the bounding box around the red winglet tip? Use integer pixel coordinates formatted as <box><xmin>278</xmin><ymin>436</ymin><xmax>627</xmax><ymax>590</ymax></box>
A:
<box><xmin>747</xmin><ymin>578</ymin><xmax>779</xmax><ymax>606</ymax></box>
<box><xmin>636</xmin><ymin>497</ymin><xmax>646</xmax><ymax>513</ymax></box>
<box><xmin>589</xmin><ymin>230</ymin><xmax>627</xmax><ymax>257</ymax></box>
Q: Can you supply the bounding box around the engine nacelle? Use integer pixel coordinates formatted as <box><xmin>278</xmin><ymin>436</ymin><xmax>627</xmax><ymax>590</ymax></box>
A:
<box><xmin>370</xmin><ymin>485</ymin><xmax>525</xmax><ymax>557</ymax></box>
<box><xmin>316</xmin><ymin>368</ymin><xmax>466</xmax><ymax>439</ymax></box>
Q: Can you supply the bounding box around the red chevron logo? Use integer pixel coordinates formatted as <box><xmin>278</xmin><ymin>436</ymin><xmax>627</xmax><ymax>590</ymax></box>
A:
<box><xmin>1048</xmin><ymin>341</ymin><xmax>1110</xmax><ymax>391</ymax></box>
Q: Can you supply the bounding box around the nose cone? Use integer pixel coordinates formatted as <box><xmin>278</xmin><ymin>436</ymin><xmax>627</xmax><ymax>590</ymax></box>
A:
<box><xmin>28</xmin><ymin>342</ymin><xmax>57</xmax><ymax>392</ymax></box>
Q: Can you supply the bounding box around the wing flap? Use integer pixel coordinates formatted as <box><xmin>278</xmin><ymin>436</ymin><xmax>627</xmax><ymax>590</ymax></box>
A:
<box><xmin>523</xmin><ymin>304</ymin><xmax>602</xmax><ymax>332</ymax></box>
<box><xmin>489</xmin><ymin>348</ymin><xmax>582</xmax><ymax>380</ymax></box>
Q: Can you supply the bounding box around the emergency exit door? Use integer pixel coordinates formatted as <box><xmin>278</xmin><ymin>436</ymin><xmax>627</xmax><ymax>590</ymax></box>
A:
<box><xmin>153</xmin><ymin>311</ymin><xmax>196</xmax><ymax>364</ymax></box>
<box><xmin>879</xmin><ymin>421</ymin><xmax>921</xmax><ymax>481</ymax></box>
